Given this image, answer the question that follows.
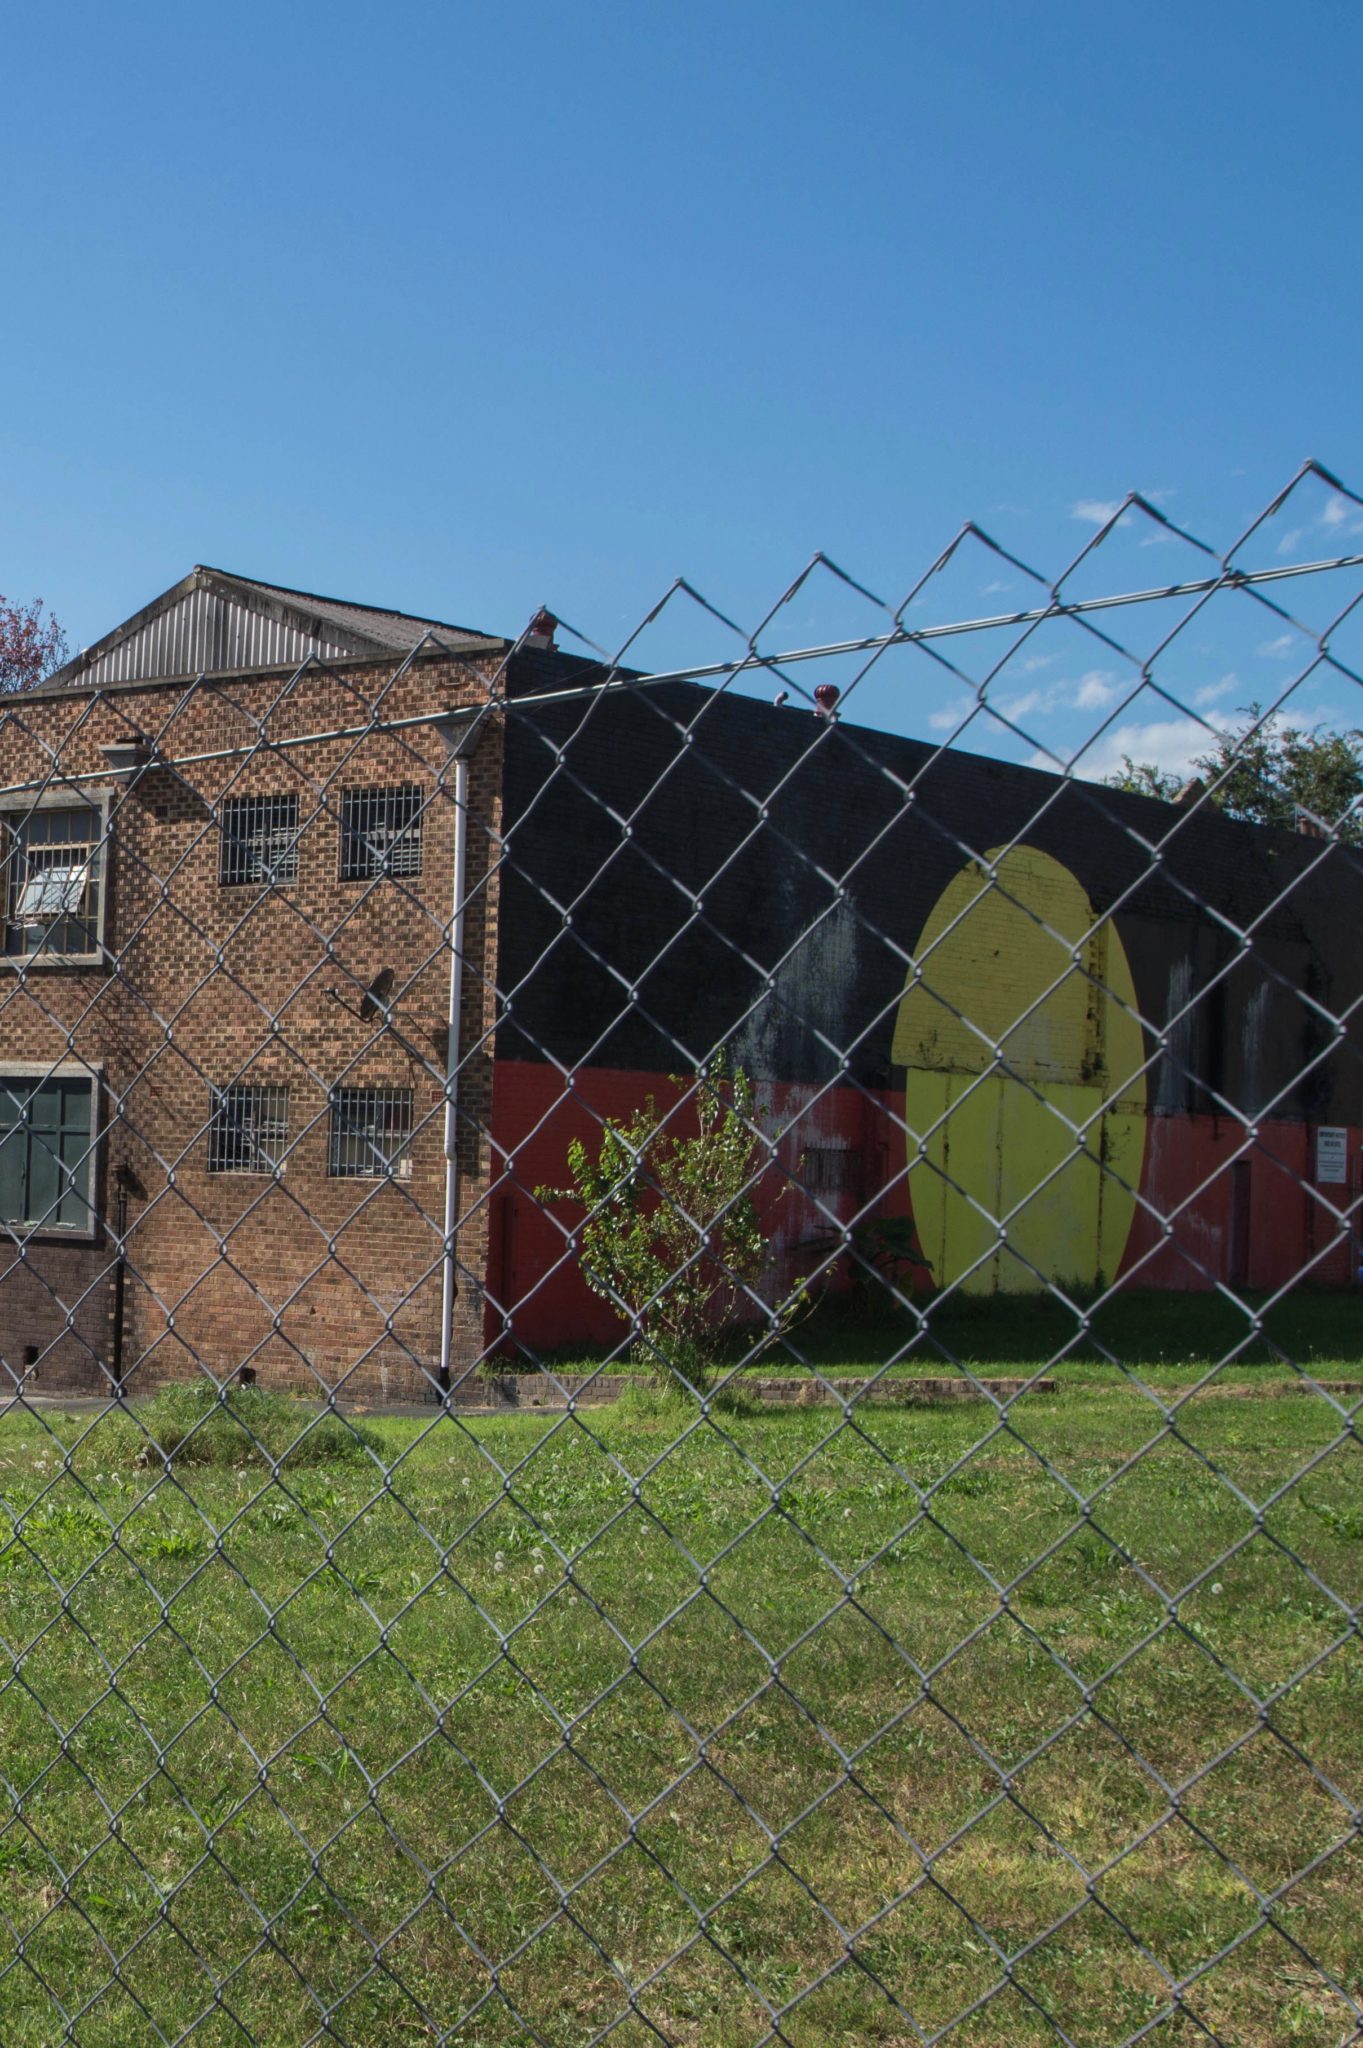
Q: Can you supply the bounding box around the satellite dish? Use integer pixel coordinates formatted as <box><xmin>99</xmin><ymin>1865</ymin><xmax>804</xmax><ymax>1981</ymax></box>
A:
<box><xmin>359</xmin><ymin>966</ymin><xmax>396</xmax><ymax>1022</ymax></box>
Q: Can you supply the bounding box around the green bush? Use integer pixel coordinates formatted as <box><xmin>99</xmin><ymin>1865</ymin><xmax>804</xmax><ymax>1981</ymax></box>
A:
<box><xmin>538</xmin><ymin>1052</ymin><xmax>797</xmax><ymax>1393</ymax></box>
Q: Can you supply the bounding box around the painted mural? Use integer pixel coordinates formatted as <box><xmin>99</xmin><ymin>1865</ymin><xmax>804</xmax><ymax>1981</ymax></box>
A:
<box><xmin>892</xmin><ymin>846</ymin><xmax>1148</xmax><ymax>1294</ymax></box>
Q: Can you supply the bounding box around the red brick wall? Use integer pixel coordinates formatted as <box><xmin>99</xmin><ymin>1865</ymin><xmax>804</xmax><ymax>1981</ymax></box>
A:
<box><xmin>0</xmin><ymin>652</ymin><xmax>504</xmax><ymax>1401</ymax></box>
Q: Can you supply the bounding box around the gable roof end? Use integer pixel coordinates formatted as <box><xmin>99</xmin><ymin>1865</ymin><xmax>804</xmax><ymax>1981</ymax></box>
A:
<box><xmin>47</xmin><ymin>566</ymin><xmax>503</xmax><ymax>691</ymax></box>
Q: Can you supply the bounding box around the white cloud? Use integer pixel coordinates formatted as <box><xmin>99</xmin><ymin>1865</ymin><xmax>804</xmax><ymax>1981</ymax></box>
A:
<box><xmin>992</xmin><ymin>668</ymin><xmax>1121</xmax><ymax>721</ymax></box>
<box><xmin>1074</xmin><ymin>672</ymin><xmax>1118</xmax><ymax>711</ymax></box>
<box><xmin>1072</xmin><ymin>499</ymin><xmax>1124</xmax><ymax>526</ymax></box>
<box><xmin>1257</xmin><ymin>633</ymin><xmax>1297</xmax><ymax>659</ymax></box>
<box><xmin>980</xmin><ymin>579</ymin><xmax>1014</xmax><ymax>596</ymax></box>
<box><xmin>1275</xmin><ymin>527</ymin><xmax>1305</xmax><ymax>557</ymax></box>
<box><xmin>1019</xmin><ymin>654</ymin><xmax>1053</xmax><ymax>674</ymax></box>
<box><xmin>928</xmin><ymin>701</ymin><xmax>970</xmax><ymax>732</ymax></box>
<box><xmin>1138</xmin><ymin>530</ymin><xmax>1180</xmax><ymax>548</ymax></box>
<box><xmin>1319</xmin><ymin>494</ymin><xmax>1363</xmax><ymax>538</ymax></box>
<box><xmin>998</xmin><ymin>689</ymin><xmax>1049</xmax><ymax>721</ymax></box>
<box><xmin>1192</xmin><ymin>674</ymin><xmax>1237</xmax><ymax>708</ymax></box>
<box><xmin>1069</xmin><ymin>717</ymin><xmax>1207</xmax><ymax>784</ymax></box>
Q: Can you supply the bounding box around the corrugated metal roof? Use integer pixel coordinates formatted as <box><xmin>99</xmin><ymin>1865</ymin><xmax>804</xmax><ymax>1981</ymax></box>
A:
<box><xmin>224</xmin><ymin>573</ymin><xmax>495</xmax><ymax>657</ymax></box>
<box><xmin>47</xmin><ymin>567</ymin><xmax>503</xmax><ymax>691</ymax></box>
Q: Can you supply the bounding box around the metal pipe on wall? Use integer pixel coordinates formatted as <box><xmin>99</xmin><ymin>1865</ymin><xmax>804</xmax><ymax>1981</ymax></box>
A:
<box><xmin>111</xmin><ymin>1176</ymin><xmax>128</xmax><ymax>1391</ymax></box>
<box><xmin>438</xmin><ymin>748</ymin><xmax>470</xmax><ymax>1396</ymax></box>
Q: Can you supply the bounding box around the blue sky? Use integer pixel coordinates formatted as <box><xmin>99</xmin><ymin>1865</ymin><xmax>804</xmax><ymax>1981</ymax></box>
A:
<box><xmin>4</xmin><ymin>2</ymin><xmax>1362</xmax><ymax>775</ymax></box>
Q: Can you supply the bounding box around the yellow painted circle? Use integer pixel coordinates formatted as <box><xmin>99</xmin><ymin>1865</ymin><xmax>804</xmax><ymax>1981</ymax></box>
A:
<box><xmin>892</xmin><ymin>846</ymin><xmax>1147</xmax><ymax>1294</ymax></box>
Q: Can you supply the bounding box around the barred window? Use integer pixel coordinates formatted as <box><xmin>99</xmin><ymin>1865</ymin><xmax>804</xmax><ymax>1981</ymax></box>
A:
<box><xmin>219</xmin><ymin>794</ymin><xmax>300</xmax><ymax>887</ymax></box>
<box><xmin>2</xmin><ymin>802</ymin><xmax>106</xmax><ymax>961</ymax></box>
<box><xmin>208</xmin><ymin>1084</ymin><xmax>290</xmax><ymax>1175</ymax></box>
<box><xmin>328</xmin><ymin>1086</ymin><xmax>414</xmax><ymax>1179</ymax></box>
<box><xmin>339</xmin><ymin>785</ymin><xmax>423</xmax><ymax>881</ymax></box>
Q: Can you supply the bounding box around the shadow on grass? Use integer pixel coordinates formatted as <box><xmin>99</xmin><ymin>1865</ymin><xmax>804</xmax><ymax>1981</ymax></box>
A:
<box><xmin>512</xmin><ymin>1286</ymin><xmax>1363</xmax><ymax>1387</ymax></box>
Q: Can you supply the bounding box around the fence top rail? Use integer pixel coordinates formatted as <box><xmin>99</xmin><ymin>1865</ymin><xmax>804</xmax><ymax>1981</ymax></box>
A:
<box><xmin>2</xmin><ymin>546</ymin><xmax>1360</xmax><ymax>807</ymax></box>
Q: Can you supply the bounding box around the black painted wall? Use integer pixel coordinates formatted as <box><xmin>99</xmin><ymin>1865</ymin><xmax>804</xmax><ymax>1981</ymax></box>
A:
<box><xmin>495</xmin><ymin>671</ymin><xmax>1363</xmax><ymax>1125</ymax></box>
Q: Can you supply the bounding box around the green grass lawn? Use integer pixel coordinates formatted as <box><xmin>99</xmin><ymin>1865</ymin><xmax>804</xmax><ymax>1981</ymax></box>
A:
<box><xmin>0</xmin><ymin>1378</ymin><xmax>1359</xmax><ymax>2046</ymax></box>
<box><xmin>532</xmin><ymin>1287</ymin><xmax>1363</xmax><ymax>1391</ymax></box>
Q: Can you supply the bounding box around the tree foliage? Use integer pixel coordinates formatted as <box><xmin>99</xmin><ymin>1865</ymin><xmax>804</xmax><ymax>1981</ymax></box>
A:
<box><xmin>1110</xmin><ymin>704</ymin><xmax>1363</xmax><ymax>840</ymax></box>
<box><xmin>538</xmin><ymin>1053</ymin><xmax>781</xmax><ymax>1390</ymax></box>
<box><xmin>0</xmin><ymin>594</ymin><xmax>68</xmax><ymax>692</ymax></box>
<box><xmin>1108</xmin><ymin>758</ymin><xmax>1185</xmax><ymax>803</ymax></box>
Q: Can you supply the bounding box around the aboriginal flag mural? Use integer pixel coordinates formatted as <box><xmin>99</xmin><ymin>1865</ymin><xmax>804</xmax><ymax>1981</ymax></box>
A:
<box><xmin>487</xmin><ymin>679</ymin><xmax>1363</xmax><ymax>1349</ymax></box>
<box><xmin>892</xmin><ymin>845</ymin><xmax>1148</xmax><ymax>1296</ymax></box>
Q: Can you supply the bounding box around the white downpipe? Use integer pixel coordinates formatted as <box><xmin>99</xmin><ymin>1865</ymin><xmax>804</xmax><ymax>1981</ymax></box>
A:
<box><xmin>439</xmin><ymin>753</ymin><xmax>469</xmax><ymax>1393</ymax></box>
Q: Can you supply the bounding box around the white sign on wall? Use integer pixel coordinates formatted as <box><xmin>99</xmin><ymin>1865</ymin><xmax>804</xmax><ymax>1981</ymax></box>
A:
<box><xmin>1316</xmin><ymin>1126</ymin><xmax>1348</xmax><ymax>1184</ymax></box>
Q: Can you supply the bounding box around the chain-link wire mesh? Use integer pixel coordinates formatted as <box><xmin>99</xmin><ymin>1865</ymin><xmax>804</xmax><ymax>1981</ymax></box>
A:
<box><xmin>0</xmin><ymin>463</ymin><xmax>1360</xmax><ymax>2045</ymax></box>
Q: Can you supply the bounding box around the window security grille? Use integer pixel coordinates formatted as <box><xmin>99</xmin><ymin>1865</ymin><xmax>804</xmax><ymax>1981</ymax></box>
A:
<box><xmin>219</xmin><ymin>794</ymin><xmax>300</xmax><ymax>886</ymax></box>
<box><xmin>339</xmin><ymin>785</ymin><xmax>423</xmax><ymax>881</ymax></box>
<box><xmin>207</xmin><ymin>1084</ymin><xmax>290</xmax><ymax>1175</ymax></box>
<box><xmin>2</xmin><ymin>804</ymin><xmax>104</xmax><ymax>958</ymax></box>
<box><xmin>328</xmin><ymin>1086</ymin><xmax>414</xmax><ymax>1178</ymax></box>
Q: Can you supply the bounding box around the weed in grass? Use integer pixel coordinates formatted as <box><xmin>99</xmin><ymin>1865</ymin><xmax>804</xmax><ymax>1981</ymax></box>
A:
<box><xmin>110</xmin><ymin>1381</ymin><xmax>385</xmax><ymax>1469</ymax></box>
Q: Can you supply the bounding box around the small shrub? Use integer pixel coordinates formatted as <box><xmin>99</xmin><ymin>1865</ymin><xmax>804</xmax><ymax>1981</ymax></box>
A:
<box><xmin>538</xmin><ymin>1051</ymin><xmax>800</xmax><ymax>1394</ymax></box>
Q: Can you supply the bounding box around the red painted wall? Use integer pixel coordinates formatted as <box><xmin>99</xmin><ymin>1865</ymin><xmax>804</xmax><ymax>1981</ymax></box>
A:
<box><xmin>484</xmin><ymin>1062</ymin><xmax>917</xmax><ymax>1358</ymax></box>
<box><xmin>486</xmin><ymin>1060</ymin><xmax>1358</xmax><ymax>1356</ymax></box>
<box><xmin>1127</xmin><ymin>1113</ymin><xmax>1358</xmax><ymax>1293</ymax></box>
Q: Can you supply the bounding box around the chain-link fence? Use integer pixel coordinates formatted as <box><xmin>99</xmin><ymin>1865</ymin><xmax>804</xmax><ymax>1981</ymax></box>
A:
<box><xmin>0</xmin><ymin>464</ymin><xmax>1360</xmax><ymax>2045</ymax></box>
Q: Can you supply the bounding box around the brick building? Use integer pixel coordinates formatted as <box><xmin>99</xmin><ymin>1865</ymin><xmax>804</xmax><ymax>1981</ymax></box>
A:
<box><xmin>2</xmin><ymin>566</ymin><xmax>1360</xmax><ymax>1400</ymax></box>
<box><xmin>1</xmin><ymin>570</ymin><xmax>507</xmax><ymax>1399</ymax></box>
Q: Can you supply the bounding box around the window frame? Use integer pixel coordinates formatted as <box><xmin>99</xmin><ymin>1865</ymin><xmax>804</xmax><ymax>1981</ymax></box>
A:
<box><xmin>0</xmin><ymin>1060</ymin><xmax>104</xmax><ymax>1241</ymax></box>
<box><xmin>327</xmin><ymin>1085</ymin><xmax>415</xmax><ymax>1181</ymax></box>
<box><xmin>218</xmin><ymin>792</ymin><xmax>302</xmax><ymax>890</ymax></box>
<box><xmin>1</xmin><ymin>788</ymin><xmax>113</xmax><ymax>968</ymax></box>
<box><xmin>337</xmin><ymin>784</ymin><xmax>424</xmax><ymax>884</ymax></box>
<box><xmin>207</xmin><ymin>1081</ymin><xmax>292</xmax><ymax>1177</ymax></box>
